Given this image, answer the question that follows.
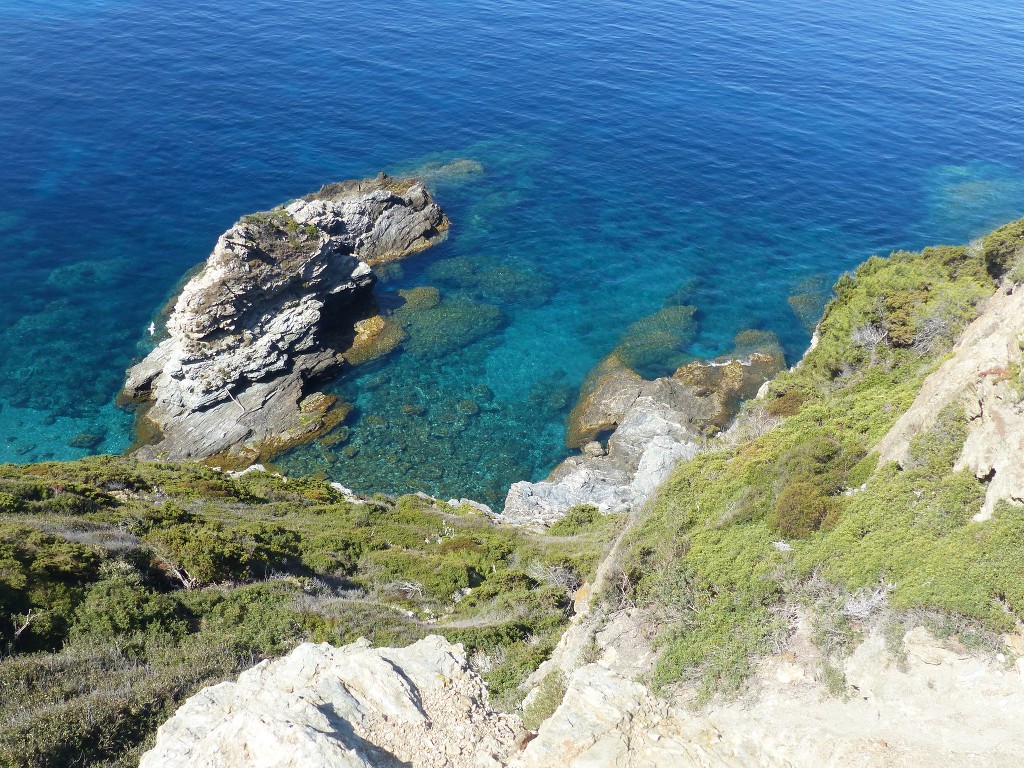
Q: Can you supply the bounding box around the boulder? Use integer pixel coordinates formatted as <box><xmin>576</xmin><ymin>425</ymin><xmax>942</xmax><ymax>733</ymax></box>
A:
<box><xmin>122</xmin><ymin>174</ymin><xmax>447</xmax><ymax>464</ymax></box>
<box><xmin>564</xmin><ymin>355</ymin><xmax>643</xmax><ymax>448</ymax></box>
<box><xmin>139</xmin><ymin>636</ymin><xmax>522</xmax><ymax>768</ymax></box>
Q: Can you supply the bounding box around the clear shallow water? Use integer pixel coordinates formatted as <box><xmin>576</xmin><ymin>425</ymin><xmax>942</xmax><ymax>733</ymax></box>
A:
<box><xmin>1</xmin><ymin>0</ymin><xmax>1023</xmax><ymax>506</ymax></box>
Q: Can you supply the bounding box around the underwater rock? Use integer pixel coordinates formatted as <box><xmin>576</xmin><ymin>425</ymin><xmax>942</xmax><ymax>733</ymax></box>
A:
<box><xmin>67</xmin><ymin>429</ymin><xmax>106</xmax><ymax>451</ymax></box>
<box><xmin>613</xmin><ymin>304</ymin><xmax>697</xmax><ymax>378</ymax></box>
<box><xmin>397</xmin><ymin>285</ymin><xmax>441</xmax><ymax>312</ymax></box>
<box><xmin>399</xmin><ymin>297</ymin><xmax>505</xmax><ymax>358</ymax></box>
<box><xmin>787</xmin><ymin>275</ymin><xmax>832</xmax><ymax>332</ymax></box>
<box><xmin>475</xmin><ymin>265</ymin><xmax>556</xmax><ymax>307</ymax></box>
<box><xmin>402</xmin><ymin>157</ymin><xmax>485</xmax><ymax>187</ymax></box>
<box><xmin>425</xmin><ymin>255</ymin><xmax>556</xmax><ymax>308</ymax></box>
<box><xmin>504</xmin><ymin>334</ymin><xmax>785</xmax><ymax>523</ymax></box>
<box><xmin>121</xmin><ymin>174</ymin><xmax>448</xmax><ymax>463</ymax></box>
<box><xmin>564</xmin><ymin>355</ymin><xmax>643</xmax><ymax>449</ymax></box>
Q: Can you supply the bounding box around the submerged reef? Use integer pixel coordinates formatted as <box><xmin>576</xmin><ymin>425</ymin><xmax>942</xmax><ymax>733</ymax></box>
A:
<box><xmin>121</xmin><ymin>174</ymin><xmax>448</xmax><ymax>465</ymax></box>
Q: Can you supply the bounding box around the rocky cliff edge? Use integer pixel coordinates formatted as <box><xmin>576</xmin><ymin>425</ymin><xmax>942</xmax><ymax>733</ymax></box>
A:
<box><xmin>140</xmin><ymin>615</ymin><xmax>1024</xmax><ymax>768</ymax></box>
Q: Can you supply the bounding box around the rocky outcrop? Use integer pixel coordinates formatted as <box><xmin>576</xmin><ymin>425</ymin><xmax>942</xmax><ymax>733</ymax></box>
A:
<box><xmin>122</xmin><ymin>175</ymin><xmax>448</xmax><ymax>464</ymax></box>
<box><xmin>875</xmin><ymin>283</ymin><xmax>1024</xmax><ymax>519</ymax></box>
<box><xmin>511</xmin><ymin>609</ymin><xmax>1024</xmax><ymax>768</ymax></box>
<box><xmin>503</xmin><ymin>347</ymin><xmax>784</xmax><ymax>525</ymax></box>
<box><xmin>139</xmin><ymin>635</ymin><xmax>522</xmax><ymax>768</ymax></box>
<box><xmin>564</xmin><ymin>355</ymin><xmax>644</xmax><ymax>449</ymax></box>
<box><xmin>143</xmin><ymin>618</ymin><xmax>1024</xmax><ymax>768</ymax></box>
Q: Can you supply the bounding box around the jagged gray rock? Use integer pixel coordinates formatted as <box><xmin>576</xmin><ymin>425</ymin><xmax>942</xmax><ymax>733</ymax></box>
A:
<box><xmin>122</xmin><ymin>175</ymin><xmax>447</xmax><ymax>464</ymax></box>
<box><xmin>502</xmin><ymin>356</ymin><xmax>781</xmax><ymax>525</ymax></box>
<box><xmin>139</xmin><ymin>636</ymin><xmax>523</xmax><ymax>768</ymax></box>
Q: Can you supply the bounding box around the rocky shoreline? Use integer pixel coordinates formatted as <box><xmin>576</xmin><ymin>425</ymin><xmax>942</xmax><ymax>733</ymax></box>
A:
<box><xmin>121</xmin><ymin>174</ymin><xmax>448</xmax><ymax>465</ymax></box>
<box><xmin>122</xmin><ymin>174</ymin><xmax>787</xmax><ymax>520</ymax></box>
<box><xmin>502</xmin><ymin>343</ymin><xmax>784</xmax><ymax>524</ymax></box>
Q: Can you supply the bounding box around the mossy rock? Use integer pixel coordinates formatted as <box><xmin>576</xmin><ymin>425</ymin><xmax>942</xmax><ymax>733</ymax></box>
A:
<box><xmin>401</xmin><ymin>298</ymin><xmax>505</xmax><ymax>358</ymax></box>
<box><xmin>342</xmin><ymin>315</ymin><xmax>407</xmax><ymax>366</ymax></box>
<box><xmin>613</xmin><ymin>305</ymin><xmax>697</xmax><ymax>378</ymax></box>
<box><xmin>67</xmin><ymin>431</ymin><xmax>106</xmax><ymax>451</ymax></box>
<box><xmin>425</xmin><ymin>256</ymin><xmax>477</xmax><ymax>286</ymax></box>
<box><xmin>474</xmin><ymin>266</ymin><xmax>555</xmax><ymax>307</ymax></box>
<box><xmin>397</xmin><ymin>286</ymin><xmax>441</xmax><ymax>313</ymax></box>
<box><xmin>673</xmin><ymin>331</ymin><xmax>785</xmax><ymax>428</ymax></box>
<box><xmin>787</xmin><ymin>275</ymin><xmax>832</xmax><ymax>332</ymax></box>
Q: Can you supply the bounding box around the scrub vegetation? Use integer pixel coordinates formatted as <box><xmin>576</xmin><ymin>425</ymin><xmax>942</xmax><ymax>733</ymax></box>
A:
<box><xmin>3</xmin><ymin>218</ymin><xmax>1024</xmax><ymax>764</ymax></box>
<box><xmin>618</xmin><ymin>219</ymin><xmax>1024</xmax><ymax>702</ymax></box>
<box><xmin>0</xmin><ymin>459</ymin><xmax>614</xmax><ymax>767</ymax></box>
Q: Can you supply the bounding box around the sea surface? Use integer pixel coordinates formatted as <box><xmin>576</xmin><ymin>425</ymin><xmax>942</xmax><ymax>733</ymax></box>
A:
<box><xmin>2</xmin><ymin>0</ymin><xmax>1023</xmax><ymax>507</ymax></box>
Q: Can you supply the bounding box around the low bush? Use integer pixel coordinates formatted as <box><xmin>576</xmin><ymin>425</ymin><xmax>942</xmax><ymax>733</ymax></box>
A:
<box><xmin>521</xmin><ymin>671</ymin><xmax>566</xmax><ymax>731</ymax></box>
<box><xmin>769</xmin><ymin>482</ymin><xmax>839</xmax><ymax>538</ymax></box>
<box><xmin>0</xmin><ymin>457</ymin><xmax>617</xmax><ymax>765</ymax></box>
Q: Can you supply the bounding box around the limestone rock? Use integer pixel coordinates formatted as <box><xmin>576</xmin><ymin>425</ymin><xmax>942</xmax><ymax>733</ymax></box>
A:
<box><xmin>875</xmin><ymin>284</ymin><xmax>1024</xmax><ymax>519</ymax></box>
<box><xmin>139</xmin><ymin>636</ymin><xmax>522</xmax><ymax>768</ymax></box>
<box><xmin>503</xmin><ymin>343</ymin><xmax>782</xmax><ymax>524</ymax></box>
<box><xmin>512</xmin><ymin>616</ymin><xmax>1024</xmax><ymax>768</ymax></box>
<box><xmin>122</xmin><ymin>174</ymin><xmax>447</xmax><ymax>463</ymax></box>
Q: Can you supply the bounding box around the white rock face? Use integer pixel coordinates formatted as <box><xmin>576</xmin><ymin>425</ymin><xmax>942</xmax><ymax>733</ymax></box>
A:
<box><xmin>140</xmin><ymin>636</ymin><xmax>522</xmax><ymax>768</ymax></box>
<box><xmin>875</xmin><ymin>283</ymin><xmax>1024</xmax><ymax>519</ymax></box>
<box><xmin>123</xmin><ymin>175</ymin><xmax>447</xmax><ymax>463</ymax></box>
<box><xmin>144</xmin><ymin>621</ymin><xmax>1024</xmax><ymax>768</ymax></box>
<box><xmin>512</xmin><ymin>619</ymin><xmax>1024</xmax><ymax>768</ymax></box>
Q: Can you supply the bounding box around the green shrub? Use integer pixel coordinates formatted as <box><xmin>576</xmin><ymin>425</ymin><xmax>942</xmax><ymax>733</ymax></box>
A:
<box><xmin>764</xmin><ymin>389</ymin><xmax>804</xmax><ymax>417</ymax></box>
<box><xmin>360</xmin><ymin>548</ymin><xmax>471</xmax><ymax>601</ymax></box>
<box><xmin>771</xmin><ymin>482</ymin><xmax>838</xmax><ymax>538</ymax></box>
<box><xmin>522</xmin><ymin>671</ymin><xmax>566</xmax><ymax>731</ymax></box>
<box><xmin>150</xmin><ymin>522</ymin><xmax>300</xmax><ymax>584</ymax></box>
<box><xmin>546</xmin><ymin>504</ymin><xmax>609</xmax><ymax>535</ymax></box>
<box><xmin>980</xmin><ymin>218</ymin><xmax>1024</xmax><ymax>278</ymax></box>
<box><xmin>71</xmin><ymin>564</ymin><xmax>186</xmax><ymax>642</ymax></box>
<box><xmin>0</xmin><ymin>492</ymin><xmax>22</xmax><ymax>514</ymax></box>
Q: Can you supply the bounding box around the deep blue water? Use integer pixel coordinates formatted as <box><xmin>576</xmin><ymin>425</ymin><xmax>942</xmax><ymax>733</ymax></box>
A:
<box><xmin>1</xmin><ymin>0</ymin><xmax>1023</xmax><ymax>506</ymax></box>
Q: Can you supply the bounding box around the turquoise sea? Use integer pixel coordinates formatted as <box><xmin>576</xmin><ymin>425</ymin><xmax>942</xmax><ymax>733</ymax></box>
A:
<box><xmin>1</xmin><ymin>0</ymin><xmax>1023</xmax><ymax>506</ymax></box>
